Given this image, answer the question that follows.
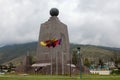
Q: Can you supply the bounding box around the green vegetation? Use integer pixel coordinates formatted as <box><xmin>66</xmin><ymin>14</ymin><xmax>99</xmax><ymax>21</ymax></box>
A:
<box><xmin>0</xmin><ymin>42</ymin><xmax>120</xmax><ymax>66</ymax></box>
<box><xmin>0</xmin><ymin>75</ymin><xmax>120</xmax><ymax>80</ymax></box>
<box><xmin>83</xmin><ymin>58</ymin><xmax>91</xmax><ymax>67</ymax></box>
<box><xmin>111</xmin><ymin>69</ymin><xmax>120</xmax><ymax>74</ymax></box>
<box><xmin>72</xmin><ymin>50</ymin><xmax>78</xmax><ymax>65</ymax></box>
<box><xmin>0</xmin><ymin>42</ymin><xmax>37</xmax><ymax>65</ymax></box>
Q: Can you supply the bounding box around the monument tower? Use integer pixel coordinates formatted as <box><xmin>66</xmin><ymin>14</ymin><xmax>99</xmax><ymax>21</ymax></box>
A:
<box><xmin>36</xmin><ymin>8</ymin><xmax>70</xmax><ymax>74</ymax></box>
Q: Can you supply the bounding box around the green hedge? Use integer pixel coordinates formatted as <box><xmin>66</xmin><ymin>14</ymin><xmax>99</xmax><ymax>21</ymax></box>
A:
<box><xmin>111</xmin><ymin>69</ymin><xmax>120</xmax><ymax>74</ymax></box>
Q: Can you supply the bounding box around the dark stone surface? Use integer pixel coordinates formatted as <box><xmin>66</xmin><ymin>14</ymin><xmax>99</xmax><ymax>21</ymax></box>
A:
<box><xmin>50</xmin><ymin>8</ymin><xmax>59</xmax><ymax>16</ymax></box>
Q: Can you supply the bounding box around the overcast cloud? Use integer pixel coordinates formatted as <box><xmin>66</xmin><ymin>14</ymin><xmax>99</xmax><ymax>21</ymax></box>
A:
<box><xmin>0</xmin><ymin>0</ymin><xmax>120</xmax><ymax>48</ymax></box>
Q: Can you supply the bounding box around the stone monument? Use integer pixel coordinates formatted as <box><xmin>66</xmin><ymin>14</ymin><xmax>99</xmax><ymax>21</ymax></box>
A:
<box><xmin>36</xmin><ymin>8</ymin><xmax>70</xmax><ymax>74</ymax></box>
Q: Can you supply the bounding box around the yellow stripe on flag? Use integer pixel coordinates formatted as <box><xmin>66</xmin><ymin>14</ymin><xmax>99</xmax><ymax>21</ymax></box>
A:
<box><xmin>40</xmin><ymin>41</ymin><xmax>46</xmax><ymax>46</ymax></box>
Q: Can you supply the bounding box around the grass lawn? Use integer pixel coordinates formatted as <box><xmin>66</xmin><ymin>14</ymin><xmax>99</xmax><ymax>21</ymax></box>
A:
<box><xmin>0</xmin><ymin>74</ymin><xmax>120</xmax><ymax>80</ymax></box>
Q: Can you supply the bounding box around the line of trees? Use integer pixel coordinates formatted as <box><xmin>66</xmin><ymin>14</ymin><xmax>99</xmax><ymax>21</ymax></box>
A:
<box><xmin>71</xmin><ymin>50</ymin><xmax>120</xmax><ymax>69</ymax></box>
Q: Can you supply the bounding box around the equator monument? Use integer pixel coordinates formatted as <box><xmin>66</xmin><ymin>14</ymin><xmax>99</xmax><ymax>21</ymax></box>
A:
<box><xmin>16</xmin><ymin>8</ymin><xmax>81</xmax><ymax>75</ymax></box>
<box><xmin>35</xmin><ymin>8</ymin><xmax>70</xmax><ymax>74</ymax></box>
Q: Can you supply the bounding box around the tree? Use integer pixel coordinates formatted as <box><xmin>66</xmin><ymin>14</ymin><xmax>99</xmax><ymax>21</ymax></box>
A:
<box><xmin>98</xmin><ymin>58</ymin><xmax>104</xmax><ymax>69</ymax></box>
<box><xmin>29</xmin><ymin>55</ymin><xmax>33</xmax><ymax>65</ymax></box>
<box><xmin>0</xmin><ymin>65</ymin><xmax>2</xmax><ymax>71</ymax></box>
<box><xmin>84</xmin><ymin>58</ymin><xmax>90</xmax><ymax>67</ymax></box>
<box><xmin>8</xmin><ymin>62</ymin><xmax>14</xmax><ymax>72</ymax></box>
<box><xmin>113</xmin><ymin>51</ymin><xmax>120</xmax><ymax>68</ymax></box>
<box><xmin>72</xmin><ymin>50</ymin><xmax>78</xmax><ymax>65</ymax></box>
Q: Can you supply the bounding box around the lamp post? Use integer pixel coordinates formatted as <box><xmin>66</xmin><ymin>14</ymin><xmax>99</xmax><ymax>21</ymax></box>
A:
<box><xmin>70</xmin><ymin>50</ymin><xmax>72</xmax><ymax>77</ymax></box>
<box><xmin>77</xmin><ymin>47</ymin><xmax>82</xmax><ymax>79</ymax></box>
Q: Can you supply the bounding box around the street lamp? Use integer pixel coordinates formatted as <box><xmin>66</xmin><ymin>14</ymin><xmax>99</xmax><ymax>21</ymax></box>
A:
<box><xmin>77</xmin><ymin>47</ymin><xmax>82</xmax><ymax>79</ymax></box>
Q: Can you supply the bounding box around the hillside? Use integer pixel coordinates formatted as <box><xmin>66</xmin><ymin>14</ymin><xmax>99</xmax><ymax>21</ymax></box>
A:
<box><xmin>0</xmin><ymin>42</ymin><xmax>37</xmax><ymax>64</ymax></box>
<box><xmin>0</xmin><ymin>42</ymin><xmax>120</xmax><ymax>65</ymax></box>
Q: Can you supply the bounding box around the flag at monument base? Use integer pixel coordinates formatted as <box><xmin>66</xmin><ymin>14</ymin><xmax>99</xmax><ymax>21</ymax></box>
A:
<box><xmin>40</xmin><ymin>41</ymin><xmax>46</xmax><ymax>46</ymax></box>
<box><xmin>40</xmin><ymin>38</ymin><xmax>62</xmax><ymax>48</ymax></box>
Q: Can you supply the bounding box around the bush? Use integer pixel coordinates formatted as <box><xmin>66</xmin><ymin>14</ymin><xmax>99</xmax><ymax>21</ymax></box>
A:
<box><xmin>111</xmin><ymin>69</ymin><xmax>120</xmax><ymax>74</ymax></box>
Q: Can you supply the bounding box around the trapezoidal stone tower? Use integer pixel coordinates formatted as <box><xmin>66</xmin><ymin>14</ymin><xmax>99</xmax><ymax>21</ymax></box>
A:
<box><xmin>36</xmin><ymin>8</ymin><xmax>70</xmax><ymax>74</ymax></box>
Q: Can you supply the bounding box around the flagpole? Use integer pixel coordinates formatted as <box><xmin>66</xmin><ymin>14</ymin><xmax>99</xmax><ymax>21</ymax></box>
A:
<box><xmin>62</xmin><ymin>51</ymin><xmax>64</xmax><ymax>75</ymax></box>
<box><xmin>56</xmin><ymin>47</ymin><xmax>58</xmax><ymax>75</ymax></box>
<box><xmin>60</xmin><ymin>37</ymin><xmax>64</xmax><ymax>75</ymax></box>
<box><xmin>50</xmin><ymin>48</ymin><xmax>52</xmax><ymax>75</ymax></box>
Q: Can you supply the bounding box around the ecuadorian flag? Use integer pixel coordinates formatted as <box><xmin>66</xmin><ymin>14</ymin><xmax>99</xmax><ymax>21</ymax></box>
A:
<box><xmin>40</xmin><ymin>38</ymin><xmax>62</xmax><ymax>48</ymax></box>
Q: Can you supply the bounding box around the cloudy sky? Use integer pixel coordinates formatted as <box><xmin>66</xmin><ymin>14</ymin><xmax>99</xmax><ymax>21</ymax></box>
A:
<box><xmin>0</xmin><ymin>0</ymin><xmax>120</xmax><ymax>48</ymax></box>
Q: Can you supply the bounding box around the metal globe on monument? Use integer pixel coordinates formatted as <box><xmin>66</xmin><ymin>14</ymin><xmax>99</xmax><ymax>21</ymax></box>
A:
<box><xmin>50</xmin><ymin>8</ymin><xmax>59</xmax><ymax>16</ymax></box>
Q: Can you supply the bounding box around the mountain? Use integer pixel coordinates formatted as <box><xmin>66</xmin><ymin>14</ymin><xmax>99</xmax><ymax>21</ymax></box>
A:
<box><xmin>0</xmin><ymin>42</ymin><xmax>37</xmax><ymax>65</ymax></box>
<box><xmin>0</xmin><ymin>42</ymin><xmax>120</xmax><ymax>65</ymax></box>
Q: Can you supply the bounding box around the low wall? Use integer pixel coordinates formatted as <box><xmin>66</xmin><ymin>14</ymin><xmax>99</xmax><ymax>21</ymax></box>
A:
<box><xmin>90</xmin><ymin>70</ymin><xmax>111</xmax><ymax>75</ymax></box>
